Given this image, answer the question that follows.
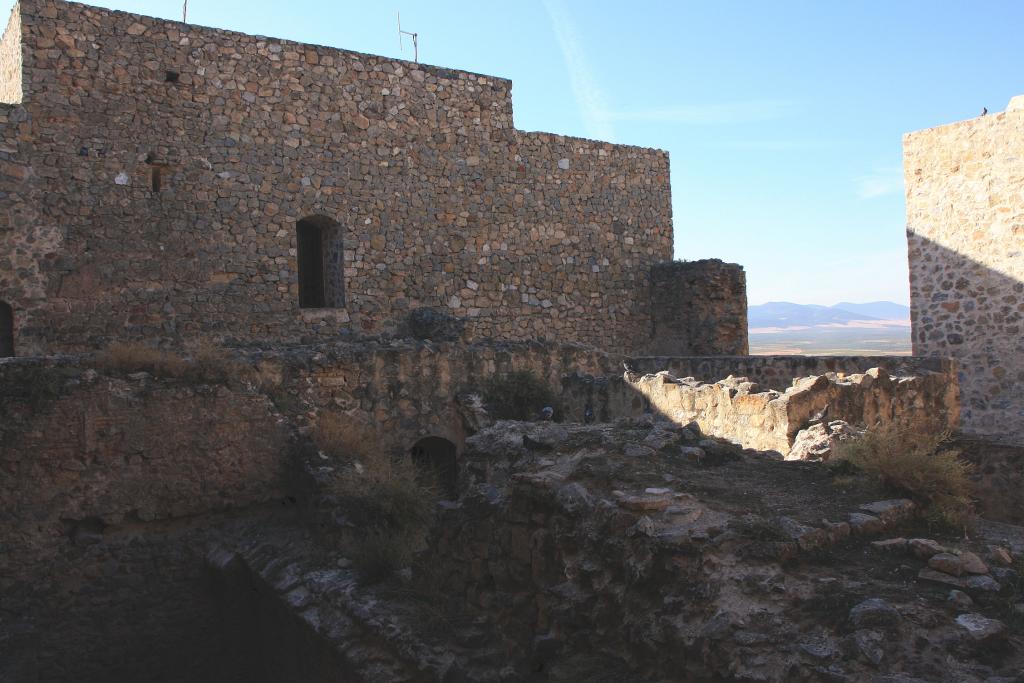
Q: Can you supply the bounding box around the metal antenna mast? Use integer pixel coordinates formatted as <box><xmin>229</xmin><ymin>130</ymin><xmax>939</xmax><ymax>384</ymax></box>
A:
<box><xmin>397</xmin><ymin>11</ymin><xmax>418</xmax><ymax>63</ymax></box>
<box><xmin>182</xmin><ymin>0</ymin><xmax>188</xmax><ymax>23</ymax></box>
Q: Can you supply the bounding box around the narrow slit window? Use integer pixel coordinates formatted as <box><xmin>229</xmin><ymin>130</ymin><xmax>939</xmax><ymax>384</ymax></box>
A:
<box><xmin>151</xmin><ymin>167</ymin><xmax>161</xmax><ymax>193</ymax></box>
<box><xmin>296</xmin><ymin>215</ymin><xmax>344</xmax><ymax>308</ymax></box>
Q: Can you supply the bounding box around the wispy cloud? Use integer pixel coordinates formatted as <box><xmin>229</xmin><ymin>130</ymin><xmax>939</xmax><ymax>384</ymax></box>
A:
<box><xmin>543</xmin><ymin>0</ymin><xmax>615</xmax><ymax>141</ymax></box>
<box><xmin>856</xmin><ymin>166</ymin><xmax>904</xmax><ymax>199</ymax></box>
<box><xmin>604</xmin><ymin>100</ymin><xmax>798</xmax><ymax>125</ymax></box>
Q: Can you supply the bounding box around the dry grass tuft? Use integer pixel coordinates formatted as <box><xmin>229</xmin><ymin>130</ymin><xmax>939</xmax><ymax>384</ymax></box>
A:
<box><xmin>833</xmin><ymin>426</ymin><xmax>974</xmax><ymax>529</ymax></box>
<box><xmin>314</xmin><ymin>415</ymin><xmax>438</xmax><ymax>582</ymax></box>
<box><xmin>93</xmin><ymin>341</ymin><xmax>252</xmax><ymax>384</ymax></box>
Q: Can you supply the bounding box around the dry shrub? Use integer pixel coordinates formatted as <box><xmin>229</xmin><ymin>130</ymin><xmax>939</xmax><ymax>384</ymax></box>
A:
<box><xmin>93</xmin><ymin>341</ymin><xmax>251</xmax><ymax>384</ymax></box>
<box><xmin>482</xmin><ymin>369</ymin><xmax>560</xmax><ymax>421</ymax></box>
<box><xmin>833</xmin><ymin>426</ymin><xmax>974</xmax><ymax>529</ymax></box>
<box><xmin>314</xmin><ymin>415</ymin><xmax>438</xmax><ymax>582</ymax></box>
<box><xmin>94</xmin><ymin>342</ymin><xmax>189</xmax><ymax>377</ymax></box>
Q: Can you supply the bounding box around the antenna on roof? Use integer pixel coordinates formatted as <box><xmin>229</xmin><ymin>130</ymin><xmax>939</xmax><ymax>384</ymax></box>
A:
<box><xmin>182</xmin><ymin>0</ymin><xmax>188</xmax><ymax>23</ymax></box>
<box><xmin>397</xmin><ymin>11</ymin><xmax>419</xmax><ymax>63</ymax></box>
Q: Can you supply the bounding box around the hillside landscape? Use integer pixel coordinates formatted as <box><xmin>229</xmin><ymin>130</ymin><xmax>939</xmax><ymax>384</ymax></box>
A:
<box><xmin>749</xmin><ymin>301</ymin><xmax>912</xmax><ymax>355</ymax></box>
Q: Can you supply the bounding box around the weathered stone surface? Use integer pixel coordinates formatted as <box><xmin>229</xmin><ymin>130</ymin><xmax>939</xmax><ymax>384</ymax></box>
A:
<box><xmin>904</xmin><ymin>98</ymin><xmax>1024</xmax><ymax>442</ymax></box>
<box><xmin>872</xmin><ymin>538</ymin><xmax>908</xmax><ymax>552</ymax></box>
<box><xmin>958</xmin><ymin>551</ymin><xmax>988</xmax><ymax>575</ymax></box>
<box><xmin>963</xmin><ymin>574</ymin><xmax>1000</xmax><ymax>593</ymax></box>
<box><xmin>849</xmin><ymin>598</ymin><xmax>901</xmax><ymax>631</ymax></box>
<box><xmin>848</xmin><ymin>513</ymin><xmax>885</xmax><ymax>536</ymax></box>
<box><xmin>918</xmin><ymin>568</ymin><xmax>965</xmax><ymax>588</ymax></box>
<box><xmin>788</xmin><ymin>420</ymin><xmax>864</xmax><ymax>461</ymax></box>
<box><xmin>955</xmin><ymin>613</ymin><xmax>1007</xmax><ymax>642</ymax></box>
<box><xmin>630</xmin><ymin>369</ymin><xmax>955</xmax><ymax>456</ymax></box>
<box><xmin>908</xmin><ymin>538</ymin><xmax>946</xmax><ymax>560</ymax></box>
<box><xmin>947</xmin><ymin>590</ymin><xmax>973</xmax><ymax>610</ymax></box>
<box><xmin>988</xmin><ymin>545</ymin><xmax>1014</xmax><ymax>567</ymax></box>
<box><xmin>859</xmin><ymin>499</ymin><xmax>915</xmax><ymax>524</ymax></box>
<box><xmin>929</xmin><ymin>553</ymin><xmax>965</xmax><ymax>577</ymax></box>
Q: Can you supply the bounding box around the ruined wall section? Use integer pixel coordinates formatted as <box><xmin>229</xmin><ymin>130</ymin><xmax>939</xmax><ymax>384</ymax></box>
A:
<box><xmin>5</xmin><ymin>0</ymin><xmax>672</xmax><ymax>355</ymax></box>
<box><xmin>904</xmin><ymin>97</ymin><xmax>1024</xmax><ymax>442</ymax></box>
<box><xmin>0</xmin><ymin>361</ymin><xmax>294</xmax><ymax>681</ymax></box>
<box><xmin>648</xmin><ymin>259</ymin><xmax>748</xmax><ymax>355</ymax></box>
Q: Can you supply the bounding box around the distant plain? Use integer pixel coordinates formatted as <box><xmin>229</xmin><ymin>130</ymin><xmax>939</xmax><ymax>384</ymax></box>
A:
<box><xmin>748</xmin><ymin>302</ymin><xmax>912</xmax><ymax>356</ymax></box>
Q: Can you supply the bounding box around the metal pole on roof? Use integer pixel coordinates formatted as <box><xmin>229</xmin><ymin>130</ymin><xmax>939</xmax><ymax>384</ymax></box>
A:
<box><xmin>183</xmin><ymin>1</ymin><xmax>188</xmax><ymax>23</ymax></box>
<box><xmin>397</xmin><ymin>11</ymin><xmax>419</xmax><ymax>63</ymax></box>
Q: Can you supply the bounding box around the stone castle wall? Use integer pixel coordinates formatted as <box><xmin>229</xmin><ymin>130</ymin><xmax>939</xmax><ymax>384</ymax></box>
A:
<box><xmin>0</xmin><ymin>361</ymin><xmax>293</xmax><ymax>681</ymax></box>
<box><xmin>0</xmin><ymin>0</ymin><xmax>747</xmax><ymax>357</ymax></box>
<box><xmin>648</xmin><ymin>259</ymin><xmax>748</xmax><ymax>355</ymax></box>
<box><xmin>904</xmin><ymin>96</ymin><xmax>1024</xmax><ymax>443</ymax></box>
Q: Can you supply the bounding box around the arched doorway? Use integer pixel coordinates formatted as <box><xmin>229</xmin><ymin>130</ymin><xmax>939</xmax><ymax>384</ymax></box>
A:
<box><xmin>410</xmin><ymin>436</ymin><xmax>458</xmax><ymax>500</ymax></box>
<box><xmin>296</xmin><ymin>215</ymin><xmax>344</xmax><ymax>308</ymax></box>
<box><xmin>0</xmin><ymin>302</ymin><xmax>12</xmax><ymax>357</ymax></box>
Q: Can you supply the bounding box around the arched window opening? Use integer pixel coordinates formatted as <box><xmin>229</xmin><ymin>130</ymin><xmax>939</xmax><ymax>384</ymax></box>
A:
<box><xmin>296</xmin><ymin>215</ymin><xmax>344</xmax><ymax>308</ymax></box>
<box><xmin>410</xmin><ymin>436</ymin><xmax>458</xmax><ymax>500</ymax></box>
<box><xmin>0</xmin><ymin>302</ymin><xmax>13</xmax><ymax>357</ymax></box>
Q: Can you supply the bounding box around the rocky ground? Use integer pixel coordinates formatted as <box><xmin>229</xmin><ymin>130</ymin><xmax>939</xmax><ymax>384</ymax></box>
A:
<box><xmin>217</xmin><ymin>418</ymin><xmax>1024</xmax><ymax>682</ymax></box>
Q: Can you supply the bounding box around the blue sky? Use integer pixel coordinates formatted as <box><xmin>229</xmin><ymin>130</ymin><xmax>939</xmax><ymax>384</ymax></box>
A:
<box><xmin>5</xmin><ymin>0</ymin><xmax>1022</xmax><ymax>304</ymax></box>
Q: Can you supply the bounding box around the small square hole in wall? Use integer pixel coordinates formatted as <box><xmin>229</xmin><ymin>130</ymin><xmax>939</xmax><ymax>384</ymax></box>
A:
<box><xmin>165</xmin><ymin>70</ymin><xmax>180</xmax><ymax>83</ymax></box>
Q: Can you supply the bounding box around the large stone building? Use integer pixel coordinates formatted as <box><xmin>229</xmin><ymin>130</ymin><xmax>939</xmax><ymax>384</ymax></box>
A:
<box><xmin>0</xmin><ymin>0</ymin><xmax>747</xmax><ymax>357</ymax></box>
<box><xmin>904</xmin><ymin>95</ymin><xmax>1024</xmax><ymax>443</ymax></box>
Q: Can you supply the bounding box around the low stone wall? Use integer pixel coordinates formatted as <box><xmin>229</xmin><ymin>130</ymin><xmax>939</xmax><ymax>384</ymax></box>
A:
<box><xmin>629</xmin><ymin>367</ymin><xmax>958</xmax><ymax>456</ymax></box>
<box><xmin>628</xmin><ymin>354</ymin><xmax>955</xmax><ymax>392</ymax></box>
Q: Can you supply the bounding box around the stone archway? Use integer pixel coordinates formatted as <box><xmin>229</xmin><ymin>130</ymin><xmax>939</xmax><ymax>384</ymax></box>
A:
<box><xmin>409</xmin><ymin>436</ymin><xmax>458</xmax><ymax>500</ymax></box>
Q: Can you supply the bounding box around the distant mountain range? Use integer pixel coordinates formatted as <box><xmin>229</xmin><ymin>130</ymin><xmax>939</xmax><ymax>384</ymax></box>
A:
<box><xmin>748</xmin><ymin>301</ymin><xmax>910</xmax><ymax>329</ymax></box>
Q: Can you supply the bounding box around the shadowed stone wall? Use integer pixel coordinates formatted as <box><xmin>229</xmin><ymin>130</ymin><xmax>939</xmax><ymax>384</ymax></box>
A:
<box><xmin>0</xmin><ymin>361</ymin><xmax>293</xmax><ymax>682</ymax></box>
<box><xmin>647</xmin><ymin>259</ymin><xmax>748</xmax><ymax>356</ymax></box>
<box><xmin>0</xmin><ymin>0</ymin><xmax>692</xmax><ymax>356</ymax></box>
<box><xmin>904</xmin><ymin>95</ymin><xmax>1024</xmax><ymax>443</ymax></box>
<box><xmin>0</xmin><ymin>341</ymin><xmax>962</xmax><ymax>679</ymax></box>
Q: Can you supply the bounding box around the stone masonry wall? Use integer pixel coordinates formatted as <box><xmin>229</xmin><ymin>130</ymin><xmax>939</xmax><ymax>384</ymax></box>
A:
<box><xmin>630</xmin><ymin>368</ymin><xmax>958</xmax><ymax>455</ymax></box>
<box><xmin>0</xmin><ymin>0</ymin><xmax>679</xmax><ymax>356</ymax></box>
<box><xmin>647</xmin><ymin>259</ymin><xmax>748</xmax><ymax>355</ymax></box>
<box><xmin>0</xmin><ymin>360</ymin><xmax>294</xmax><ymax>681</ymax></box>
<box><xmin>904</xmin><ymin>95</ymin><xmax>1024</xmax><ymax>443</ymax></box>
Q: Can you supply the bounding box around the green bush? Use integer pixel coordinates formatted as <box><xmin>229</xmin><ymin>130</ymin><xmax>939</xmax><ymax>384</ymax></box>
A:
<box><xmin>833</xmin><ymin>426</ymin><xmax>974</xmax><ymax>529</ymax></box>
<box><xmin>482</xmin><ymin>369</ymin><xmax>560</xmax><ymax>421</ymax></box>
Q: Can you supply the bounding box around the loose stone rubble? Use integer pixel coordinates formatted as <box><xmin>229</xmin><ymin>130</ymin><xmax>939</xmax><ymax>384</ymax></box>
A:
<box><xmin>205</xmin><ymin>419</ymin><xmax>1024</xmax><ymax>682</ymax></box>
